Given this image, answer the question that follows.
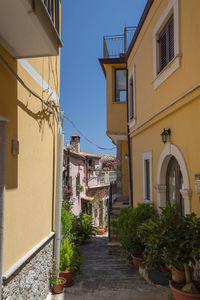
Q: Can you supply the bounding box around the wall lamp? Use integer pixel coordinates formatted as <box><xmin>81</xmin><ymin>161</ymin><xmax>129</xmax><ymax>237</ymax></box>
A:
<box><xmin>161</xmin><ymin>128</ymin><xmax>171</xmax><ymax>144</ymax></box>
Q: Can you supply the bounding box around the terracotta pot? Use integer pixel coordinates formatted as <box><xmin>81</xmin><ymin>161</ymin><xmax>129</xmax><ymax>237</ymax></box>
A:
<box><xmin>171</xmin><ymin>265</ymin><xmax>185</xmax><ymax>283</ymax></box>
<box><xmin>53</xmin><ymin>277</ymin><xmax>66</xmax><ymax>294</ymax></box>
<box><xmin>97</xmin><ymin>228</ymin><xmax>104</xmax><ymax>235</ymax></box>
<box><xmin>104</xmin><ymin>228</ymin><xmax>108</xmax><ymax>232</ymax></box>
<box><xmin>169</xmin><ymin>281</ymin><xmax>200</xmax><ymax>300</ymax></box>
<box><xmin>59</xmin><ymin>270</ymin><xmax>74</xmax><ymax>287</ymax></box>
<box><xmin>131</xmin><ymin>254</ymin><xmax>144</xmax><ymax>270</ymax></box>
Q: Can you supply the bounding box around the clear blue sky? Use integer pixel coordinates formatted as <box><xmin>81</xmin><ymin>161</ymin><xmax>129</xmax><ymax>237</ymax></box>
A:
<box><xmin>60</xmin><ymin>0</ymin><xmax>147</xmax><ymax>155</ymax></box>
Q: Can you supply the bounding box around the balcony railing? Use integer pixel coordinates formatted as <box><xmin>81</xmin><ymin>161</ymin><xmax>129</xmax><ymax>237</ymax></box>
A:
<box><xmin>103</xmin><ymin>26</ymin><xmax>137</xmax><ymax>58</ymax></box>
<box><xmin>43</xmin><ymin>0</ymin><xmax>60</xmax><ymax>35</ymax></box>
<box><xmin>87</xmin><ymin>171</ymin><xmax>117</xmax><ymax>188</ymax></box>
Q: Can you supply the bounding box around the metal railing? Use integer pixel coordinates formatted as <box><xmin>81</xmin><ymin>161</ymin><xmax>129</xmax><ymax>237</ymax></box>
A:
<box><xmin>87</xmin><ymin>171</ymin><xmax>117</xmax><ymax>188</ymax></box>
<box><xmin>43</xmin><ymin>0</ymin><xmax>60</xmax><ymax>34</ymax></box>
<box><xmin>103</xmin><ymin>26</ymin><xmax>137</xmax><ymax>58</ymax></box>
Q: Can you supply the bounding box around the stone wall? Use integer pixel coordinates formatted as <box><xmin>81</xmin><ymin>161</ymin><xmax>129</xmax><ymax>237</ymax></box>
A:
<box><xmin>2</xmin><ymin>238</ymin><xmax>54</xmax><ymax>300</ymax></box>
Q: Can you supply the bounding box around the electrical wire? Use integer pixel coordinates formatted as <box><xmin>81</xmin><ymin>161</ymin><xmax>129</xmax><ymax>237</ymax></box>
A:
<box><xmin>63</xmin><ymin>112</ymin><xmax>116</xmax><ymax>151</ymax></box>
<box><xmin>0</xmin><ymin>53</ymin><xmax>58</xmax><ymax>108</ymax></box>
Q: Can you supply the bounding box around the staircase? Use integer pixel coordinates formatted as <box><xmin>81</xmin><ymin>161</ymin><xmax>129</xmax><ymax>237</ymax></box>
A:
<box><xmin>108</xmin><ymin>194</ymin><xmax>129</xmax><ymax>254</ymax></box>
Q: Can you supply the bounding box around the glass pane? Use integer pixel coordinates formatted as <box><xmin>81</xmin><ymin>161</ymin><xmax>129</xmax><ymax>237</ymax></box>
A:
<box><xmin>145</xmin><ymin>159</ymin><xmax>150</xmax><ymax>200</ymax></box>
<box><xmin>115</xmin><ymin>70</ymin><xmax>127</xmax><ymax>102</ymax></box>
<box><xmin>168</xmin><ymin>164</ymin><xmax>176</xmax><ymax>206</ymax></box>
<box><xmin>180</xmin><ymin>172</ymin><xmax>185</xmax><ymax>216</ymax></box>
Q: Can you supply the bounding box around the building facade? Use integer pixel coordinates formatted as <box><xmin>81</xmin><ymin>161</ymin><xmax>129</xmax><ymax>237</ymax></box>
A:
<box><xmin>63</xmin><ymin>135</ymin><xmax>117</xmax><ymax>227</ymax></box>
<box><xmin>100</xmin><ymin>0</ymin><xmax>200</xmax><ymax>217</ymax></box>
<box><xmin>0</xmin><ymin>1</ymin><xmax>62</xmax><ymax>299</ymax></box>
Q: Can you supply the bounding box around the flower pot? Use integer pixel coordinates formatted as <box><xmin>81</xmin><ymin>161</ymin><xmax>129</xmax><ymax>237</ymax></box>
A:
<box><xmin>59</xmin><ymin>270</ymin><xmax>74</xmax><ymax>287</ymax></box>
<box><xmin>52</xmin><ymin>277</ymin><xmax>66</xmax><ymax>294</ymax></box>
<box><xmin>131</xmin><ymin>254</ymin><xmax>144</xmax><ymax>270</ymax></box>
<box><xmin>171</xmin><ymin>265</ymin><xmax>185</xmax><ymax>283</ymax></box>
<box><xmin>169</xmin><ymin>281</ymin><xmax>200</xmax><ymax>300</ymax></box>
<box><xmin>97</xmin><ymin>228</ymin><xmax>104</xmax><ymax>235</ymax></box>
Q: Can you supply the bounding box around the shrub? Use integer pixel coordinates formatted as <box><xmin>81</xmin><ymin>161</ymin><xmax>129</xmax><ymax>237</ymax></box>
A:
<box><xmin>112</xmin><ymin>203</ymin><xmax>158</xmax><ymax>256</ymax></box>
<box><xmin>60</xmin><ymin>237</ymin><xmax>82</xmax><ymax>272</ymax></box>
<box><xmin>72</xmin><ymin>213</ymin><xmax>97</xmax><ymax>244</ymax></box>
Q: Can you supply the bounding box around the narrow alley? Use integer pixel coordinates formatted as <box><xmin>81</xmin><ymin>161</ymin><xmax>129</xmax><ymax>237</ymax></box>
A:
<box><xmin>54</xmin><ymin>236</ymin><xmax>172</xmax><ymax>300</ymax></box>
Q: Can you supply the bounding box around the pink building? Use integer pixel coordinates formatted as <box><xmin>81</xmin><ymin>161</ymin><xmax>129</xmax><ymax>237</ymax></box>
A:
<box><xmin>63</xmin><ymin>135</ymin><xmax>116</xmax><ymax>227</ymax></box>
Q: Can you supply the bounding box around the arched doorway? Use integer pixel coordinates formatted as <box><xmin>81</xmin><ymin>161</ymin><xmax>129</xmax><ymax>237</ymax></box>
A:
<box><xmin>166</xmin><ymin>156</ymin><xmax>184</xmax><ymax>215</ymax></box>
<box><xmin>156</xmin><ymin>143</ymin><xmax>192</xmax><ymax>215</ymax></box>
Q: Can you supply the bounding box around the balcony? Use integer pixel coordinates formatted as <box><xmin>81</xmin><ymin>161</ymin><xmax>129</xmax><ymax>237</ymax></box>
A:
<box><xmin>0</xmin><ymin>0</ymin><xmax>63</xmax><ymax>59</ymax></box>
<box><xmin>87</xmin><ymin>171</ymin><xmax>117</xmax><ymax>188</ymax></box>
<box><xmin>103</xmin><ymin>26</ymin><xmax>136</xmax><ymax>58</ymax></box>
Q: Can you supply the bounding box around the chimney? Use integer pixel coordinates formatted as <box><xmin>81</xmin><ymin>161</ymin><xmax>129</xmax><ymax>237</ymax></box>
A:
<box><xmin>70</xmin><ymin>135</ymin><xmax>80</xmax><ymax>153</ymax></box>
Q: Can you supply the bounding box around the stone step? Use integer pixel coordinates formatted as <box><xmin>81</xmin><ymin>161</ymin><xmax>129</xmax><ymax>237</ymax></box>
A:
<box><xmin>108</xmin><ymin>241</ymin><xmax>122</xmax><ymax>254</ymax></box>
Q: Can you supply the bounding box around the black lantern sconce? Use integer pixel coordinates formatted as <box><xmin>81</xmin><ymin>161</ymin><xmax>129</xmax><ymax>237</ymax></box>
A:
<box><xmin>161</xmin><ymin>128</ymin><xmax>171</xmax><ymax>144</ymax></box>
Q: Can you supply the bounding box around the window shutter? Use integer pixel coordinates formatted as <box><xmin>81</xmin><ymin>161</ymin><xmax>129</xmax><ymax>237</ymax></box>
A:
<box><xmin>129</xmin><ymin>79</ymin><xmax>134</xmax><ymax>120</ymax></box>
<box><xmin>158</xmin><ymin>15</ymin><xmax>174</xmax><ymax>73</ymax></box>
<box><xmin>159</xmin><ymin>30</ymin><xmax>167</xmax><ymax>72</ymax></box>
<box><xmin>168</xmin><ymin>17</ymin><xmax>174</xmax><ymax>61</ymax></box>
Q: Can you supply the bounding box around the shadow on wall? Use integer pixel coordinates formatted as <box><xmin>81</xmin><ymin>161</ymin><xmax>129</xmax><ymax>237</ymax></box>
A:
<box><xmin>0</xmin><ymin>46</ymin><xmax>18</xmax><ymax>190</ymax></box>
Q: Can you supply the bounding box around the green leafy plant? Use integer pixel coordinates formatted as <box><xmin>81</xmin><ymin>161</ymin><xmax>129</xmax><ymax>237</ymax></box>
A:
<box><xmin>88</xmin><ymin>166</ymin><xmax>93</xmax><ymax>171</ymax></box>
<box><xmin>140</xmin><ymin>202</ymin><xmax>200</xmax><ymax>293</ymax></box>
<box><xmin>49</xmin><ymin>259</ymin><xmax>61</xmax><ymax>285</ymax></box>
<box><xmin>60</xmin><ymin>237</ymin><xmax>82</xmax><ymax>272</ymax></box>
<box><xmin>61</xmin><ymin>206</ymin><xmax>74</xmax><ymax>240</ymax></box>
<box><xmin>77</xmin><ymin>185</ymin><xmax>83</xmax><ymax>193</ymax></box>
<box><xmin>72</xmin><ymin>213</ymin><xmax>97</xmax><ymax>244</ymax></box>
<box><xmin>112</xmin><ymin>203</ymin><xmax>158</xmax><ymax>256</ymax></box>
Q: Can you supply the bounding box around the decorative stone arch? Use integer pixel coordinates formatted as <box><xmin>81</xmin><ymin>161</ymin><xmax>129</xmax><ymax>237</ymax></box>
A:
<box><xmin>155</xmin><ymin>142</ymin><xmax>192</xmax><ymax>215</ymax></box>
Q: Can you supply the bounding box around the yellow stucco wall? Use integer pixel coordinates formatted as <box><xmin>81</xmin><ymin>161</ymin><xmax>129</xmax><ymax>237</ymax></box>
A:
<box><xmin>127</xmin><ymin>0</ymin><xmax>200</xmax><ymax>215</ymax></box>
<box><xmin>121</xmin><ymin>141</ymin><xmax>129</xmax><ymax>196</ymax></box>
<box><xmin>0</xmin><ymin>45</ymin><xmax>60</xmax><ymax>272</ymax></box>
<box><xmin>105</xmin><ymin>64</ymin><xmax>127</xmax><ymax>136</ymax></box>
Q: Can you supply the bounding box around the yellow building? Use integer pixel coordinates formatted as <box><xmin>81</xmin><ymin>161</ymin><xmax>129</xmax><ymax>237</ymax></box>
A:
<box><xmin>100</xmin><ymin>0</ymin><xmax>200</xmax><ymax>217</ymax></box>
<box><xmin>0</xmin><ymin>1</ymin><xmax>63</xmax><ymax>299</ymax></box>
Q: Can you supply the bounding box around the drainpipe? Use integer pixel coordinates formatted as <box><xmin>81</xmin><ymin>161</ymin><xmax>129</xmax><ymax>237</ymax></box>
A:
<box><xmin>54</xmin><ymin>123</ymin><xmax>64</xmax><ymax>268</ymax></box>
<box><xmin>0</xmin><ymin>119</ymin><xmax>7</xmax><ymax>300</ymax></box>
<box><xmin>126</xmin><ymin>65</ymin><xmax>133</xmax><ymax>207</ymax></box>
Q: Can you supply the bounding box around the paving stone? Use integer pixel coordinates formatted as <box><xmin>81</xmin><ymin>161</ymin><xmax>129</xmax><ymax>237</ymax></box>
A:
<box><xmin>60</xmin><ymin>236</ymin><xmax>173</xmax><ymax>300</ymax></box>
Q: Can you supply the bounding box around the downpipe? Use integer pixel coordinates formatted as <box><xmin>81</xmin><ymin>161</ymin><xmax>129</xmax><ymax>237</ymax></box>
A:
<box><xmin>54</xmin><ymin>123</ymin><xmax>64</xmax><ymax>268</ymax></box>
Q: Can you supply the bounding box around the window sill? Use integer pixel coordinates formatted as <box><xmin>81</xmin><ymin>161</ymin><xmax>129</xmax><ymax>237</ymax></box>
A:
<box><xmin>128</xmin><ymin>118</ymin><xmax>136</xmax><ymax>128</ymax></box>
<box><xmin>143</xmin><ymin>199</ymin><xmax>153</xmax><ymax>204</ymax></box>
<box><xmin>153</xmin><ymin>54</ymin><xmax>182</xmax><ymax>90</ymax></box>
<box><xmin>112</xmin><ymin>101</ymin><xmax>126</xmax><ymax>104</ymax></box>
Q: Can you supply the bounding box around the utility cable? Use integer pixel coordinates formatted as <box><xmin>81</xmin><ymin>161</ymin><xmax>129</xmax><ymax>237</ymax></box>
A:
<box><xmin>63</xmin><ymin>112</ymin><xmax>116</xmax><ymax>151</ymax></box>
<box><xmin>0</xmin><ymin>53</ymin><xmax>58</xmax><ymax>108</ymax></box>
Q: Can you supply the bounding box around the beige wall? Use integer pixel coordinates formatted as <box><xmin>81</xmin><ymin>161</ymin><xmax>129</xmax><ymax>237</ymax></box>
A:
<box><xmin>128</xmin><ymin>0</ymin><xmax>200</xmax><ymax>215</ymax></box>
<box><xmin>0</xmin><ymin>45</ymin><xmax>60</xmax><ymax>272</ymax></box>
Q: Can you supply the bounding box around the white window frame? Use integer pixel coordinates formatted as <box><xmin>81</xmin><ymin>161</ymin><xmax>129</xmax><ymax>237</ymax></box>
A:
<box><xmin>142</xmin><ymin>151</ymin><xmax>153</xmax><ymax>202</ymax></box>
<box><xmin>153</xmin><ymin>0</ymin><xmax>181</xmax><ymax>89</ymax></box>
<box><xmin>128</xmin><ymin>65</ymin><xmax>136</xmax><ymax>127</ymax></box>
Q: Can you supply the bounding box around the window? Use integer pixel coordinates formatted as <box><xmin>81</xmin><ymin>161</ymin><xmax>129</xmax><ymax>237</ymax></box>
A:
<box><xmin>88</xmin><ymin>160</ymin><xmax>95</xmax><ymax>169</ymax></box>
<box><xmin>153</xmin><ymin>0</ymin><xmax>180</xmax><ymax>89</ymax></box>
<box><xmin>114</xmin><ymin>69</ymin><xmax>127</xmax><ymax>102</ymax></box>
<box><xmin>76</xmin><ymin>173</ymin><xmax>80</xmax><ymax>196</ymax></box>
<box><xmin>128</xmin><ymin>66</ymin><xmax>136</xmax><ymax>126</ymax></box>
<box><xmin>129</xmin><ymin>78</ymin><xmax>134</xmax><ymax>119</ymax></box>
<box><xmin>158</xmin><ymin>16</ymin><xmax>174</xmax><ymax>73</ymax></box>
<box><xmin>142</xmin><ymin>152</ymin><xmax>153</xmax><ymax>202</ymax></box>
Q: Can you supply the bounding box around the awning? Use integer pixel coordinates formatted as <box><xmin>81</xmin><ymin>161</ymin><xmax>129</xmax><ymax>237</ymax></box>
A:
<box><xmin>81</xmin><ymin>196</ymin><xmax>94</xmax><ymax>201</ymax></box>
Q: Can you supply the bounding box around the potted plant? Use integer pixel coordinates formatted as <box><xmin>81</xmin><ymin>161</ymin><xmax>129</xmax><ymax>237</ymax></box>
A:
<box><xmin>50</xmin><ymin>259</ymin><xmax>66</xmax><ymax>294</ymax></box>
<box><xmin>60</xmin><ymin>237</ymin><xmax>82</xmax><ymax>287</ymax></box>
<box><xmin>112</xmin><ymin>203</ymin><xmax>158</xmax><ymax>270</ymax></box>
<box><xmin>141</xmin><ymin>203</ymin><xmax>200</xmax><ymax>299</ymax></box>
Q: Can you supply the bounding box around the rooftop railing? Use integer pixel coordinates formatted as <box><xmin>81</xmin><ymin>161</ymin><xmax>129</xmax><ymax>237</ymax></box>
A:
<box><xmin>103</xmin><ymin>26</ymin><xmax>137</xmax><ymax>58</ymax></box>
<box><xmin>43</xmin><ymin>0</ymin><xmax>60</xmax><ymax>34</ymax></box>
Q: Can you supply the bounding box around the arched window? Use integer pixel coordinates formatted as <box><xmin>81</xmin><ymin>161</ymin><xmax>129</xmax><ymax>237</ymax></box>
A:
<box><xmin>166</xmin><ymin>156</ymin><xmax>184</xmax><ymax>215</ymax></box>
